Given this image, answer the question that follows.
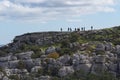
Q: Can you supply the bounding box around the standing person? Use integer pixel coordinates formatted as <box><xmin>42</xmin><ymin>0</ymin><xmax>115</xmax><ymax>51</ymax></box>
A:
<box><xmin>77</xmin><ymin>28</ymin><xmax>80</xmax><ymax>32</ymax></box>
<box><xmin>81</xmin><ymin>27</ymin><xmax>83</xmax><ymax>31</ymax></box>
<box><xmin>60</xmin><ymin>28</ymin><xmax>62</xmax><ymax>32</ymax></box>
<box><xmin>91</xmin><ymin>26</ymin><xmax>93</xmax><ymax>30</ymax></box>
<box><xmin>68</xmin><ymin>27</ymin><xmax>70</xmax><ymax>32</ymax></box>
<box><xmin>75</xmin><ymin>28</ymin><xmax>77</xmax><ymax>31</ymax></box>
<box><xmin>84</xmin><ymin>27</ymin><xmax>85</xmax><ymax>31</ymax></box>
<box><xmin>70</xmin><ymin>28</ymin><xmax>72</xmax><ymax>32</ymax></box>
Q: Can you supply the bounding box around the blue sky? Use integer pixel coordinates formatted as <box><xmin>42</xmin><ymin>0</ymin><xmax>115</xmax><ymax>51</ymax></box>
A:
<box><xmin>0</xmin><ymin>0</ymin><xmax>120</xmax><ymax>45</ymax></box>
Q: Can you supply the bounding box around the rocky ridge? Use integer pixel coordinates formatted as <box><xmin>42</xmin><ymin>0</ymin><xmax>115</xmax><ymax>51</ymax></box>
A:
<box><xmin>0</xmin><ymin>26</ymin><xmax>120</xmax><ymax>80</ymax></box>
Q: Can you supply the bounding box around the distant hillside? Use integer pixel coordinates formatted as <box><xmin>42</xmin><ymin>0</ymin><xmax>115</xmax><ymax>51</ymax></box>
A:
<box><xmin>0</xmin><ymin>26</ymin><xmax>120</xmax><ymax>54</ymax></box>
<box><xmin>0</xmin><ymin>26</ymin><xmax>120</xmax><ymax>80</ymax></box>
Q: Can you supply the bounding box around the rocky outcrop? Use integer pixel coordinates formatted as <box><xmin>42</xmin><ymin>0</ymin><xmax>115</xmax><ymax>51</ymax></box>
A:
<box><xmin>1</xmin><ymin>28</ymin><xmax>120</xmax><ymax>79</ymax></box>
<box><xmin>58</xmin><ymin>66</ymin><xmax>74</xmax><ymax>77</ymax></box>
<box><xmin>15</xmin><ymin>51</ymin><xmax>34</xmax><ymax>60</ymax></box>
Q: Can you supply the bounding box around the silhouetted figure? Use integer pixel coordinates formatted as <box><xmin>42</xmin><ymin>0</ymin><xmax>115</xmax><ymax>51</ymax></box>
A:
<box><xmin>84</xmin><ymin>27</ymin><xmax>85</xmax><ymax>31</ymax></box>
<box><xmin>91</xmin><ymin>26</ymin><xmax>93</xmax><ymax>30</ymax></box>
<box><xmin>68</xmin><ymin>27</ymin><xmax>70</xmax><ymax>32</ymax></box>
<box><xmin>81</xmin><ymin>27</ymin><xmax>83</xmax><ymax>31</ymax></box>
<box><xmin>70</xmin><ymin>28</ymin><xmax>72</xmax><ymax>32</ymax></box>
<box><xmin>60</xmin><ymin>28</ymin><xmax>62</xmax><ymax>32</ymax></box>
<box><xmin>77</xmin><ymin>28</ymin><xmax>80</xmax><ymax>31</ymax></box>
<box><xmin>75</xmin><ymin>28</ymin><xmax>77</xmax><ymax>31</ymax></box>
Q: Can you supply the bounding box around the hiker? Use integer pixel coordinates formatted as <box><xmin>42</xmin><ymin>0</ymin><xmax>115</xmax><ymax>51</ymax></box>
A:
<box><xmin>68</xmin><ymin>27</ymin><xmax>70</xmax><ymax>32</ymax></box>
<box><xmin>91</xmin><ymin>26</ymin><xmax>93</xmax><ymax>30</ymax></box>
<box><xmin>60</xmin><ymin>28</ymin><xmax>62</xmax><ymax>32</ymax></box>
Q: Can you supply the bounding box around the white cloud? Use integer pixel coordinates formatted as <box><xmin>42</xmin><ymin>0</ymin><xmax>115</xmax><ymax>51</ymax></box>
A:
<box><xmin>0</xmin><ymin>0</ymin><xmax>117</xmax><ymax>22</ymax></box>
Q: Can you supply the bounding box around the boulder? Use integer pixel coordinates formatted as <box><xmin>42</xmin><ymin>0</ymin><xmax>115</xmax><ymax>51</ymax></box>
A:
<box><xmin>33</xmin><ymin>58</ymin><xmax>41</xmax><ymax>66</ymax></box>
<box><xmin>8</xmin><ymin>60</ymin><xmax>19</xmax><ymax>68</ymax></box>
<box><xmin>0</xmin><ymin>56</ymin><xmax>11</xmax><ymax>62</ymax></box>
<box><xmin>20</xmin><ymin>69</ymin><xmax>29</xmax><ymax>75</ymax></box>
<box><xmin>0</xmin><ymin>72</ymin><xmax>4</xmax><ymax>79</ymax></box>
<box><xmin>94</xmin><ymin>55</ymin><xmax>106</xmax><ymax>63</ymax></box>
<box><xmin>39</xmin><ymin>76</ymin><xmax>50</xmax><ymax>80</ymax></box>
<box><xmin>105</xmin><ymin>42</ymin><xmax>113</xmax><ymax>51</ymax></box>
<box><xmin>4</xmin><ymin>69</ymin><xmax>11</xmax><ymax>76</ymax></box>
<box><xmin>57</xmin><ymin>55</ymin><xmax>71</xmax><ymax>65</ymax></box>
<box><xmin>114</xmin><ymin>45</ymin><xmax>120</xmax><ymax>54</ymax></box>
<box><xmin>58</xmin><ymin>66</ymin><xmax>74</xmax><ymax>77</ymax></box>
<box><xmin>45</xmin><ymin>46</ymin><xmax>56</xmax><ymax>55</ymax></box>
<box><xmin>2</xmin><ymin>76</ymin><xmax>9</xmax><ymax>80</ymax></box>
<box><xmin>23</xmin><ymin>59</ymin><xmax>34</xmax><ymax>70</ymax></box>
<box><xmin>0</xmin><ymin>62</ymin><xmax>9</xmax><ymax>68</ymax></box>
<box><xmin>108</xmin><ymin>63</ymin><xmax>117</xmax><ymax>72</ymax></box>
<box><xmin>15</xmin><ymin>51</ymin><xmax>34</xmax><ymax>60</ymax></box>
<box><xmin>91</xmin><ymin>63</ymin><xmax>107</xmax><ymax>74</ymax></box>
<box><xmin>73</xmin><ymin>42</ymin><xmax>80</xmax><ymax>47</ymax></box>
<box><xmin>31</xmin><ymin>66</ymin><xmax>42</xmax><ymax>73</ymax></box>
<box><xmin>11</xmin><ymin>56</ymin><xmax>17</xmax><ymax>60</ymax></box>
<box><xmin>72</xmin><ymin>53</ymin><xmax>90</xmax><ymax>65</ymax></box>
<box><xmin>73</xmin><ymin>64</ymin><xmax>92</xmax><ymax>74</ymax></box>
<box><xmin>96</xmin><ymin>43</ymin><xmax>105</xmax><ymax>51</ymax></box>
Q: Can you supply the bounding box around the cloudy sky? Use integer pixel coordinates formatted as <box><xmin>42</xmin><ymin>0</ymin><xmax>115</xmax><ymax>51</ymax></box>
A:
<box><xmin>0</xmin><ymin>0</ymin><xmax>120</xmax><ymax>44</ymax></box>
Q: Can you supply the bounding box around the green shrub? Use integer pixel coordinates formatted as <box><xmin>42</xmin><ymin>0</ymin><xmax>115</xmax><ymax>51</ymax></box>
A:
<box><xmin>9</xmin><ymin>75</ymin><xmax>20</xmax><ymax>80</ymax></box>
<box><xmin>61</xmin><ymin>39</ymin><xmax>70</xmax><ymax>48</ymax></box>
<box><xmin>31</xmin><ymin>52</ymin><xmax>42</xmax><ymax>59</ymax></box>
<box><xmin>60</xmin><ymin>48</ymin><xmax>72</xmax><ymax>56</ymax></box>
<box><xmin>70</xmin><ymin>32</ymin><xmax>79</xmax><ymax>42</ymax></box>
<box><xmin>17</xmin><ymin>60</ymin><xmax>26</xmax><ymax>69</ymax></box>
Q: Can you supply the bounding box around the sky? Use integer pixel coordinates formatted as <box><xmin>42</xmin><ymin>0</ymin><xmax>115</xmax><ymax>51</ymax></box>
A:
<box><xmin>0</xmin><ymin>0</ymin><xmax>120</xmax><ymax>45</ymax></box>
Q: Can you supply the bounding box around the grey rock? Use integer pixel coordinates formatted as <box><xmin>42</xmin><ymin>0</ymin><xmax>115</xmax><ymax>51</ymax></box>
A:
<box><xmin>73</xmin><ymin>42</ymin><xmax>80</xmax><ymax>47</ymax></box>
<box><xmin>94</xmin><ymin>55</ymin><xmax>106</xmax><ymax>63</ymax></box>
<box><xmin>23</xmin><ymin>59</ymin><xmax>34</xmax><ymax>70</ymax></box>
<box><xmin>114</xmin><ymin>45</ymin><xmax>120</xmax><ymax>54</ymax></box>
<box><xmin>72</xmin><ymin>53</ymin><xmax>90</xmax><ymax>65</ymax></box>
<box><xmin>108</xmin><ymin>63</ymin><xmax>117</xmax><ymax>72</ymax></box>
<box><xmin>3</xmin><ymin>76</ymin><xmax>9</xmax><ymax>80</ymax></box>
<box><xmin>33</xmin><ymin>58</ymin><xmax>41</xmax><ymax>66</ymax></box>
<box><xmin>4</xmin><ymin>69</ymin><xmax>11</xmax><ymax>76</ymax></box>
<box><xmin>4</xmin><ymin>69</ymin><xmax>28</xmax><ymax>76</ymax></box>
<box><xmin>31</xmin><ymin>66</ymin><xmax>42</xmax><ymax>73</ymax></box>
<box><xmin>0</xmin><ymin>72</ymin><xmax>4</xmax><ymax>79</ymax></box>
<box><xmin>11</xmin><ymin>56</ymin><xmax>17</xmax><ymax>60</ymax></box>
<box><xmin>57</xmin><ymin>55</ymin><xmax>71</xmax><ymax>65</ymax></box>
<box><xmin>39</xmin><ymin>76</ymin><xmax>50</xmax><ymax>80</ymax></box>
<box><xmin>91</xmin><ymin>63</ymin><xmax>107</xmax><ymax>74</ymax></box>
<box><xmin>0</xmin><ymin>62</ymin><xmax>9</xmax><ymax>68</ymax></box>
<box><xmin>20</xmin><ymin>69</ymin><xmax>29</xmax><ymax>75</ymax></box>
<box><xmin>96</xmin><ymin>43</ymin><xmax>105</xmax><ymax>51</ymax></box>
<box><xmin>105</xmin><ymin>42</ymin><xmax>113</xmax><ymax>51</ymax></box>
<box><xmin>8</xmin><ymin>60</ymin><xmax>19</xmax><ymax>68</ymax></box>
<box><xmin>73</xmin><ymin>64</ymin><xmax>92</xmax><ymax>74</ymax></box>
<box><xmin>45</xmin><ymin>46</ymin><xmax>56</xmax><ymax>55</ymax></box>
<box><xmin>0</xmin><ymin>56</ymin><xmax>11</xmax><ymax>62</ymax></box>
<box><xmin>58</xmin><ymin>66</ymin><xmax>74</xmax><ymax>77</ymax></box>
<box><xmin>16</xmin><ymin>51</ymin><xmax>34</xmax><ymax>60</ymax></box>
<box><xmin>55</xmin><ymin>47</ymin><xmax>61</xmax><ymax>52</ymax></box>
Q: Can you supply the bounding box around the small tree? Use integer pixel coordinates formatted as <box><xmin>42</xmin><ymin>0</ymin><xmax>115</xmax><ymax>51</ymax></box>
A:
<box><xmin>70</xmin><ymin>32</ymin><xmax>79</xmax><ymax>42</ymax></box>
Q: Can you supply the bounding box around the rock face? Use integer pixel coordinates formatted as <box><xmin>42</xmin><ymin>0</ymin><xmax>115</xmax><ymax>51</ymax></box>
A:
<box><xmin>45</xmin><ymin>46</ymin><xmax>56</xmax><ymax>55</ymax></box>
<box><xmin>58</xmin><ymin>66</ymin><xmax>74</xmax><ymax>77</ymax></box>
<box><xmin>15</xmin><ymin>51</ymin><xmax>34</xmax><ymax>60</ymax></box>
<box><xmin>8</xmin><ymin>32</ymin><xmax>70</xmax><ymax>51</ymax></box>
<box><xmin>1</xmin><ymin>29</ymin><xmax>120</xmax><ymax>79</ymax></box>
<box><xmin>96</xmin><ymin>43</ymin><xmax>105</xmax><ymax>51</ymax></box>
<box><xmin>57</xmin><ymin>55</ymin><xmax>71</xmax><ymax>65</ymax></box>
<box><xmin>39</xmin><ymin>76</ymin><xmax>51</xmax><ymax>80</ymax></box>
<box><xmin>0</xmin><ymin>44</ymin><xmax>120</xmax><ymax>79</ymax></box>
